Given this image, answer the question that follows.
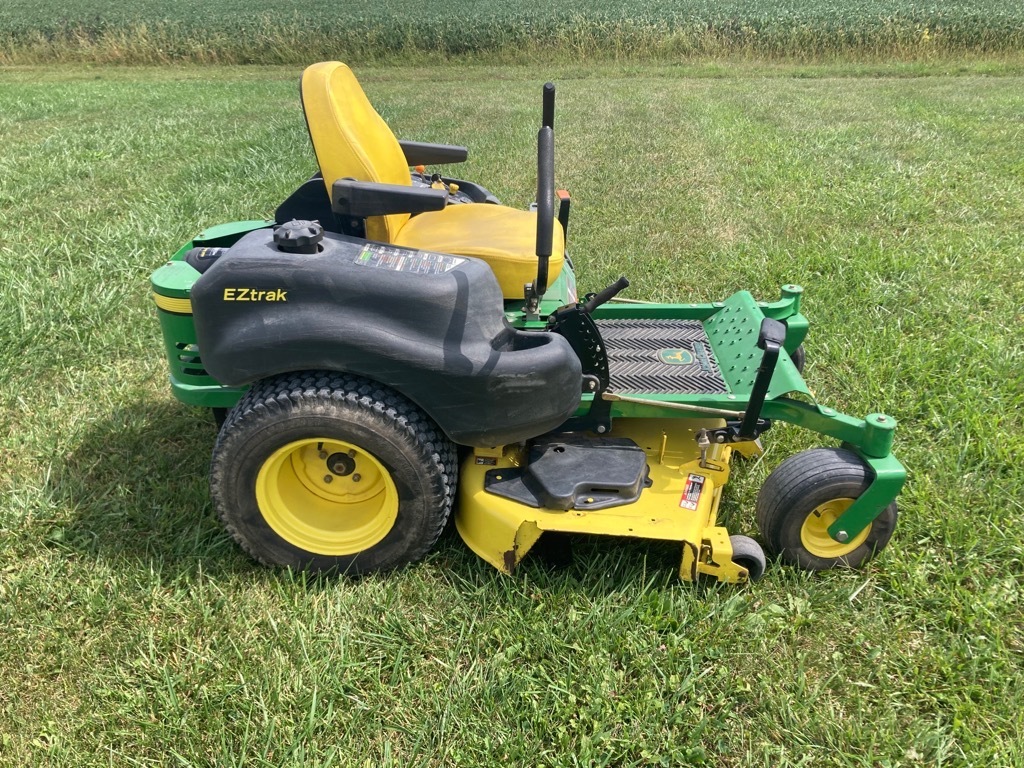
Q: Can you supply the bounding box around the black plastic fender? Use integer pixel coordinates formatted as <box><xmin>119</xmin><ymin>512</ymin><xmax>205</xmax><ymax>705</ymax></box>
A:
<box><xmin>190</xmin><ymin>229</ymin><xmax>582</xmax><ymax>447</ymax></box>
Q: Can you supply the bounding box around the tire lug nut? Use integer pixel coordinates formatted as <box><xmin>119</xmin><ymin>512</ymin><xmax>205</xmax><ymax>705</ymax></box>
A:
<box><xmin>318</xmin><ymin>451</ymin><xmax>328</xmax><ymax>460</ymax></box>
<box><xmin>352</xmin><ymin>473</ymin><xmax>361</xmax><ymax>482</ymax></box>
<box><xmin>323</xmin><ymin>475</ymin><xmax>333</xmax><ymax>483</ymax></box>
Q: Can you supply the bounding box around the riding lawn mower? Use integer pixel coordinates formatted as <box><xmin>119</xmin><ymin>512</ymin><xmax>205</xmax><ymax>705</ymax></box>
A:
<box><xmin>151</xmin><ymin>62</ymin><xmax>905</xmax><ymax>583</ymax></box>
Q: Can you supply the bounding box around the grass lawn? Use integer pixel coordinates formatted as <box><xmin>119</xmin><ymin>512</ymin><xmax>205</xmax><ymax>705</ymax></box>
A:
<box><xmin>0</xmin><ymin>61</ymin><xmax>1022</xmax><ymax>765</ymax></box>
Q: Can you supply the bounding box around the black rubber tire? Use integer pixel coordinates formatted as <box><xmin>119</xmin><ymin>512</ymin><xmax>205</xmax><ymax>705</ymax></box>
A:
<box><xmin>729</xmin><ymin>535</ymin><xmax>767</xmax><ymax>581</ymax></box>
<box><xmin>210</xmin><ymin>371</ymin><xmax>457</xmax><ymax>575</ymax></box>
<box><xmin>212</xmin><ymin>408</ymin><xmax>228</xmax><ymax>429</ymax></box>
<box><xmin>790</xmin><ymin>345</ymin><xmax>806</xmax><ymax>373</ymax></box>
<box><xmin>756</xmin><ymin>447</ymin><xmax>897</xmax><ymax>571</ymax></box>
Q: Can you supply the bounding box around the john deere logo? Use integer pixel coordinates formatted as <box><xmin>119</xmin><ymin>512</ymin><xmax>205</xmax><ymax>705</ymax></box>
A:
<box><xmin>659</xmin><ymin>348</ymin><xmax>694</xmax><ymax>365</ymax></box>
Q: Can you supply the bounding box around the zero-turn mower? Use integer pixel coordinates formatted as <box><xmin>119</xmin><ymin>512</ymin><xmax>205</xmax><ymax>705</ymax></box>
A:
<box><xmin>151</xmin><ymin>62</ymin><xmax>905</xmax><ymax>583</ymax></box>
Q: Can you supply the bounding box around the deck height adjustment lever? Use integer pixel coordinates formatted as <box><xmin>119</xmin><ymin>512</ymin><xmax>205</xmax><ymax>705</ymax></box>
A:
<box><xmin>582</xmin><ymin>276</ymin><xmax>630</xmax><ymax>314</ymax></box>
<box><xmin>548</xmin><ymin>298</ymin><xmax>613</xmax><ymax>435</ymax></box>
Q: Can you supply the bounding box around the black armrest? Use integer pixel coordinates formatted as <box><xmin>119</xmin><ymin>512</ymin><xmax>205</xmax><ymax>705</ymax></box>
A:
<box><xmin>399</xmin><ymin>140</ymin><xmax>468</xmax><ymax>165</ymax></box>
<box><xmin>331</xmin><ymin>179</ymin><xmax>448</xmax><ymax>218</ymax></box>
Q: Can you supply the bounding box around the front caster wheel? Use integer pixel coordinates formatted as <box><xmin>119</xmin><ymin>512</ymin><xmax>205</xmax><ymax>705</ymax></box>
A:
<box><xmin>210</xmin><ymin>372</ymin><xmax>457</xmax><ymax>575</ymax></box>
<box><xmin>729</xmin><ymin>535</ymin><xmax>767</xmax><ymax>581</ymax></box>
<box><xmin>790</xmin><ymin>345</ymin><xmax>806</xmax><ymax>373</ymax></box>
<box><xmin>756</xmin><ymin>447</ymin><xmax>897</xmax><ymax>571</ymax></box>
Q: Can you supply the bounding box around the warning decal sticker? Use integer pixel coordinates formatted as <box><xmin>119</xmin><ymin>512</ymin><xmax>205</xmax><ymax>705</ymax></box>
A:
<box><xmin>679</xmin><ymin>473</ymin><xmax>706</xmax><ymax>511</ymax></box>
<box><xmin>354</xmin><ymin>243</ymin><xmax>465</xmax><ymax>275</ymax></box>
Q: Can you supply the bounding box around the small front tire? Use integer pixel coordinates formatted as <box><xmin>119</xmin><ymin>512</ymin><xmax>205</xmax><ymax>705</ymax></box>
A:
<box><xmin>790</xmin><ymin>345</ymin><xmax>806</xmax><ymax>373</ymax></box>
<box><xmin>756</xmin><ymin>447</ymin><xmax>897</xmax><ymax>571</ymax></box>
<box><xmin>210</xmin><ymin>372</ymin><xmax>457</xmax><ymax>575</ymax></box>
<box><xmin>729</xmin><ymin>535</ymin><xmax>767</xmax><ymax>581</ymax></box>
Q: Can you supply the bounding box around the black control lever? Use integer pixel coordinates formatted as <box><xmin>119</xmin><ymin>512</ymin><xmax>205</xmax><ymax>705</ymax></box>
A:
<box><xmin>542</xmin><ymin>82</ymin><xmax>555</xmax><ymax>129</ymax></box>
<box><xmin>525</xmin><ymin>83</ymin><xmax>558</xmax><ymax>321</ymax></box>
<box><xmin>535</xmin><ymin>126</ymin><xmax>555</xmax><ymax>298</ymax></box>
<box><xmin>738</xmin><ymin>318</ymin><xmax>787</xmax><ymax>438</ymax></box>
<box><xmin>582</xmin><ymin>276</ymin><xmax>630</xmax><ymax>314</ymax></box>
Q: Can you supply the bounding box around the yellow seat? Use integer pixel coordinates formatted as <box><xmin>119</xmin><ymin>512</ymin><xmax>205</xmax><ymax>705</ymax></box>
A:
<box><xmin>300</xmin><ymin>61</ymin><xmax>564</xmax><ymax>299</ymax></box>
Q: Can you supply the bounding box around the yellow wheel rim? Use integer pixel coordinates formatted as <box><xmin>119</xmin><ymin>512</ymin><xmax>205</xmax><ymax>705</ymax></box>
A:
<box><xmin>255</xmin><ymin>438</ymin><xmax>398</xmax><ymax>556</ymax></box>
<box><xmin>800</xmin><ymin>497</ymin><xmax>871</xmax><ymax>558</ymax></box>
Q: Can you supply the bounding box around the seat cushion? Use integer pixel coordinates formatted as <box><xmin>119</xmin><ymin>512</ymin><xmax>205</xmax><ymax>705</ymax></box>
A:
<box><xmin>393</xmin><ymin>204</ymin><xmax>565</xmax><ymax>299</ymax></box>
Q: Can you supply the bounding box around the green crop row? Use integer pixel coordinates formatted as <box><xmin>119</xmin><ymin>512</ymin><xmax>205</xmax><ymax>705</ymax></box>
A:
<box><xmin>1</xmin><ymin>0</ymin><xmax>1023</xmax><ymax>63</ymax></box>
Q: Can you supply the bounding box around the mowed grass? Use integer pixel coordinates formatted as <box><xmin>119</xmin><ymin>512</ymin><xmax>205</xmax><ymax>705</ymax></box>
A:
<box><xmin>1</xmin><ymin>62</ymin><xmax>1022</xmax><ymax>765</ymax></box>
<box><xmin>2</xmin><ymin>0</ymin><xmax>1024</xmax><ymax>64</ymax></box>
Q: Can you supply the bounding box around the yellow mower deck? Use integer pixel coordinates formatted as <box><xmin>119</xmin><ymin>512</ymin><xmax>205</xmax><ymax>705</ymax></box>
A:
<box><xmin>457</xmin><ymin>418</ymin><xmax>762</xmax><ymax>584</ymax></box>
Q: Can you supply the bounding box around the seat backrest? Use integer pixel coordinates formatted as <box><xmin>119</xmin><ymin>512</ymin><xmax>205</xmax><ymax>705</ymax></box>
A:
<box><xmin>300</xmin><ymin>62</ymin><xmax>411</xmax><ymax>242</ymax></box>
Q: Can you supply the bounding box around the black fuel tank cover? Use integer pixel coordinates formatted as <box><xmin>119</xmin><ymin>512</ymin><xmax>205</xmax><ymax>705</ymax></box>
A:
<box><xmin>274</xmin><ymin>219</ymin><xmax>324</xmax><ymax>254</ymax></box>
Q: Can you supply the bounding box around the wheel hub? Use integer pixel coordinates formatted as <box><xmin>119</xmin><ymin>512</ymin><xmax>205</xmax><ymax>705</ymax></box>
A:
<box><xmin>800</xmin><ymin>497</ymin><xmax>872</xmax><ymax>558</ymax></box>
<box><xmin>326</xmin><ymin>451</ymin><xmax>356</xmax><ymax>476</ymax></box>
<box><xmin>255</xmin><ymin>438</ymin><xmax>399</xmax><ymax>555</ymax></box>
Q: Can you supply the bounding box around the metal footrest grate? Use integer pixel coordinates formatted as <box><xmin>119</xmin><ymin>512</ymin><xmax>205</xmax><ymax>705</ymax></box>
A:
<box><xmin>596</xmin><ymin>319</ymin><xmax>727</xmax><ymax>395</ymax></box>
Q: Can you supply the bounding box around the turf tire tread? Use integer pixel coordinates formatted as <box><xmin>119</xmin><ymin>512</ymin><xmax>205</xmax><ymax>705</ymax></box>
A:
<box><xmin>211</xmin><ymin>371</ymin><xmax>457</xmax><ymax>573</ymax></box>
<box><xmin>755</xmin><ymin>447</ymin><xmax>897</xmax><ymax>570</ymax></box>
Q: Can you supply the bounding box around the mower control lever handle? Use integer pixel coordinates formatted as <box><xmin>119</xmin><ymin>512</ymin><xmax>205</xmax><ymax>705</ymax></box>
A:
<box><xmin>542</xmin><ymin>82</ymin><xmax>555</xmax><ymax>129</ymax></box>
<box><xmin>528</xmin><ymin>83</ymin><xmax>557</xmax><ymax>317</ymax></box>
<box><xmin>582</xmin><ymin>276</ymin><xmax>630</xmax><ymax>314</ymax></box>
<box><xmin>534</xmin><ymin>126</ymin><xmax>555</xmax><ymax>298</ymax></box>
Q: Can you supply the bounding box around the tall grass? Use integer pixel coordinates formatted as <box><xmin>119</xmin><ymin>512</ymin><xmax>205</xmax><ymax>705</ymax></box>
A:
<box><xmin>2</xmin><ymin>1</ymin><xmax>1024</xmax><ymax>64</ymax></box>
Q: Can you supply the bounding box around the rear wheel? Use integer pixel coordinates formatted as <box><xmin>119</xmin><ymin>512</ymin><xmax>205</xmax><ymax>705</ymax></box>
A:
<box><xmin>210</xmin><ymin>372</ymin><xmax>457</xmax><ymax>574</ymax></box>
<box><xmin>756</xmin><ymin>447</ymin><xmax>897</xmax><ymax>571</ymax></box>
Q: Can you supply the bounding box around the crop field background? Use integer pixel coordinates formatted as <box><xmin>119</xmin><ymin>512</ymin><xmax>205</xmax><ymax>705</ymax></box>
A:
<box><xmin>1</xmin><ymin>61</ymin><xmax>1022</xmax><ymax>765</ymax></box>
<box><xmin>2</xmin><ymin>0</ymin><xmax>1024</xmax><ymax>64</ymax></box>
